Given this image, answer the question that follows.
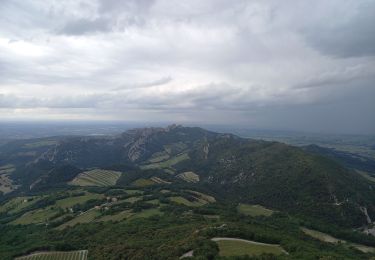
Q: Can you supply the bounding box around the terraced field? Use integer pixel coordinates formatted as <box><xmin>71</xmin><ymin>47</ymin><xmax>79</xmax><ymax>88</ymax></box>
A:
<box><xmin>70</xmin><ymin>169</ymin><xmax>122</xmax><ymax>187</ymax></box>
<box><xmin>15</xmin><ymin>250</ymin><xmax>88</xmax><ymax>260</ymax></box>
<box><xmin>237</xmin><ymin>204</ymin><xmax>274</xmax><ymax>217</ymax></box>
<box><xmin>177</xmin><ymin>171</ymin><xmax>199</xmax><ymax>183</ymax></box>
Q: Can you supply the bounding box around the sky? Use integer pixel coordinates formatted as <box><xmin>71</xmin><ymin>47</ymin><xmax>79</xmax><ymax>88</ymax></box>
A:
<box><xmin>0</xmin><ymin>0</ymin><xmax>374</xmax><ymax>134</ymax></box>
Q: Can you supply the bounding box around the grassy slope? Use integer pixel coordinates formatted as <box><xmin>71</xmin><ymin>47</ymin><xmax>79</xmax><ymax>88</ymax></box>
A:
<box><xmin>213</xmin><ymin>239</ymin><xmax>285</xmax><ymax>257</ymax></box>
<box><xmin>237</xmin><ymin>204</ymin><xmax>274</xmax><ymax>217</ymax></box>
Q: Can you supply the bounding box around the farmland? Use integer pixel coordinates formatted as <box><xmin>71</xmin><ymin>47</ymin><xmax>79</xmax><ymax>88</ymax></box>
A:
<box><xmin>212</xmin><ymin>238</ymin><xmax>286</xmax><ymax>257</ymax></box>
<box><xmin>22</xmin><ymin>140</ymin><xmax>57</xmax><ymax>149</ymax></box>
<box><xmin>131</xmin><ymin>178</ymin><xmax>156</xmax><ymax>187</ymax></box>
<box><xmin>11</xmin><ymin>207</ymin><xmax>58</xmax><ymax>225</ymax></box>
<box><xmin>57</xmin><ymin>209</ymin><xmax>101</xmax><ymax>229</ymax></box>
<box><xmin>177</xmin><ymin>171</ymin><xmax>200</xmax><ymax>183</ymax></box>
<box><xmin>70</xmin><ymin>169</ymin><xmax>121</xmax><ymax>187</ymax></box>
<box><xmin>170</xmin><ymin>196</ymin><xmax>206</xmax><ymax>207</ymax></box>
<box><xmin>0</xmin><ymin>196</ymin><xmax>41</xmax><ymax>214</ymax></box>
<box><xmin>187</xmin><ymin>190</ymin><xmax>216</xmax><ymax>203</ymax></box>
<box><xmin>55</xmin><ymin>193</ymin><xmax>103</xmax><ymax>209</ymax></box>
<box><xmin>15</xmin><ymin>250</ymin><xmax>88</xmax><ymax>260</ymax></box>
<box><xmin>237</xmin><ymin>203</ymin><xmax>274</xmax><ymax>217</ymax></box>
<box><xmin>140</xmin><ymin>153</ymin><xmax>189</xmax><ymax>170</ymax></box>
<box><xmin>301</xmin><ymin>227</ymin><xmax>375</xmax><ymax>253</ymax></box>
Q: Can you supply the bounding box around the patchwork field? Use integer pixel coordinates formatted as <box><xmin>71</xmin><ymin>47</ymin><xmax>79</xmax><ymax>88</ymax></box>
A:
<box><xmin>11</xmin><ymin>206</ymin><xmax>59</xmax><ymax>225</ymax></box>
<box><xmin>70</xmin><ymin>169</ymin><xmax>121</xmax><ymax>187</ymax></box>
<box><xmin>177</xmin><ymin>171</ymin><xmax>200</xmax><ymax>183</ymax></box>
<box><xmin>212</xmin><ymin>238</ymin><xmax>286</xmax><ymax>257</ymax></box>
<box><xmin>237</xmin><ymin>204</ymin><xmax>274</xmax><ymax>217</ymax></box>
<box><xmin>9</xmin><ymin>192</ymin><xmax>104</xmax><ymax>225</ymax></box>
<box><xmin>15</xmin><ymin>250</ymin><xmax>88</xmax><ymax>260</ymax></box>
<box><xmin>57</xmin><ymin>209</ymin><xmax>101</xmax><ymax>229</ymax></box>
<box><xmin>0</xmin><ymin>196</ymin><xmax>41</xmax><ymax>214</ymax></box>
<box><xmin>55</xmin><ymin>193</ymin><xmax>103</xmax><ymax>209</ymax></box>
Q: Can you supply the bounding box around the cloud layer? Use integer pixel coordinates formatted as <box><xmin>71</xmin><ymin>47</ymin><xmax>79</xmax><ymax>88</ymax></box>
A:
<box><xmin>0</xmin><ymin>0</ymin><xmax>374</xmax><ymax>134</ymax></box>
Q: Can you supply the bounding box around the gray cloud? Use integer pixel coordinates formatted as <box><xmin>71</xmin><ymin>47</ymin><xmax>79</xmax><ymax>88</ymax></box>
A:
<box><xmin>302</xmin><ymin>1</ymin><xmax>375</xmax><ymax>58</ymax></box>
<box><xmin>113</xmin><ymin>76</ymin><xmax>172</xmax><ymax>90</ymax></box>
<box><xmin>57</xmin><ymin>18</ymin><xmax>111</xmax><ymax>35</ymax></box>
<box><xmin>0</xmin><ymin>0</ymin><xmax>374</xmax><ymax>134</ymax></box>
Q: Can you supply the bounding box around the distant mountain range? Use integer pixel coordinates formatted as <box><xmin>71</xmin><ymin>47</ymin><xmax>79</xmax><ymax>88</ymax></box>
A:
<box><xmin>1</xmin><ymin>125</ymin><xmax>375</xmax><ymax>227</ymax></box>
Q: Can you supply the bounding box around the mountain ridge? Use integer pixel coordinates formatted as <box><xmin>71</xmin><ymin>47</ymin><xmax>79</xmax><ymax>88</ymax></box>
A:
<box><xmin>1</xmin><ymin>125</ymin><xmax>375</xmax><ymax>227</ymax></box>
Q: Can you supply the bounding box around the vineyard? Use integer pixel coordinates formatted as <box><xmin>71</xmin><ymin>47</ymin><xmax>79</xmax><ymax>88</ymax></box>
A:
<box><xmin>70</xmin><ymin>169</ymin><xmax>121</xmax><ymax>187</ymax></box>
<box><xmin>15</xmin><ymin>250</ymin><xmax>88</xmax><ymax>260</ymax></box>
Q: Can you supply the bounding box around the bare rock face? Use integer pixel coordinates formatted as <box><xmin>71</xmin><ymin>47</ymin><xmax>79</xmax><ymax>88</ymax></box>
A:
<box><xmin>122</xmin><ymin>127</ymin><xmax>165</xmax><ymax>162</ymax></box>
<box><xmin>203</xmin><ymin>142</ymin><xmax>209</xmax><ymax>159</ymax></box>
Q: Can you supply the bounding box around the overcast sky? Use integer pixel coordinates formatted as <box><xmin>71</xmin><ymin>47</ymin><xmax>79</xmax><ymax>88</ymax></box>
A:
<box><xmin>0</xmin><ymin>0</ymin><xmax>374</xmax><ymax>134</ymax></box>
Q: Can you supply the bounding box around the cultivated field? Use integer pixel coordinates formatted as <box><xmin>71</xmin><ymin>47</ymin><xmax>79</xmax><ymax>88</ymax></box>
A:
<box><xmin>15</xmin><ymin>250</ymin><xmax>88</xmax><ymax>260</ymax></box>
<box><xmin>237</xmin><ymin>204</ymin><xmax>274</xmax><ymax>217</ymax></box>
<box><xmin>148</xmin><ymin>152</ymin><xmax>170</xmax><ymax>163</ymax></box>
<box><xmin>57</xmin><ymin>209</ymin><xmax>100</xmax><ymax>229</ymax></box>
<box><xmin>70</xmin><ymin>169</ymin><xmax>121</xmax><ymax>187</ymax></box>
<box><xmin>150</xmin><ymin>176</ymin><xmax>171</xmax><ymax>184</ymax></box>
<box><xmin>212</xmin><ymin>238</ymin><xmax>286</xmax><ymax>257</ymax></box>
<box><xmin>131</xmin><ymin>178</ymin><xmax>156</xmax><ymax>187</ymax></box>
<box><xmin>11</xmin><ymin>207</ymin><xmax>58</xmax><ymax>225</ymax></box>
<box><xmin>186</xmin><ymin>190</ymin><xmax>216</xmax><ymax>203</ymax></box>
<box><xmin>0</xmin><ymin>196</ymin><xmax>40</xmax><ymax>214</ymax></box>
<box><xmin>140</xmin><ymin>153</ymin><xmax>189</xmax><ymax>170</ymax></box>
<box><xmin>170</xmin><ymin>196</ymin><xmax>206</xmax><ymax>207</ymax></box>
<box><xmin>23</xmin><ymin>140</ymin><xmax>57</xmax><ymax>149</ymax></box>
<box><xmin>55</xmin><ymin>192</ymin><xmax>103</xmax><ymax>209</ymax></box>
<box><xmin>177</xmin><ymin>171</ymin><xmax>200</xmax><ymax>183</ymax></box>
<box><xmin>301</xmin><ymin>227</ymin><xmax>375</xmax><ymax>253</ymax></box>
